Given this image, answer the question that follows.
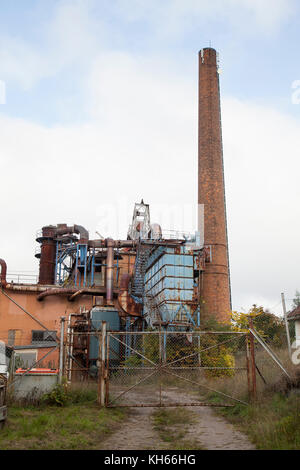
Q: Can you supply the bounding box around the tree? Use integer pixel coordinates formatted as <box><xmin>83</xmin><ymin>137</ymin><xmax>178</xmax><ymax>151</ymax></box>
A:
<box><xmin>292</xmin><ymin>290</ymin><xmax>300</xmax><ymax>309</ymax></box>
<box><xmin>232</xmin><ymin>305</ymin><xmax>286</xmax><ymax>347</ymax></box>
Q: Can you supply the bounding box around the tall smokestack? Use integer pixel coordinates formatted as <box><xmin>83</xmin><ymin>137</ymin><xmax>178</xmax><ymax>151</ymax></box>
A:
<box><xmin>198</xmin><ymin>48</ymin><xmax>231</xmax><ymax>322</ymax></box>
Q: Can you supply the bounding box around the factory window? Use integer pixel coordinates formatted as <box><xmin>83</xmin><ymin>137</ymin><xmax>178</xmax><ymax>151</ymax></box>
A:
<box><xmin>15</xmin><ymin>350</ymin><xmax>37</xmax><ymax>369</ymax></box>
<box><xmin>8</xmin><ymin>329</ymin><xmax>22</xmax><ymax>346</ymax></box>
<box><xmin>31</xmin><ymin>330</ymin><xmax>57</xmax><ymax>343</ymax></box>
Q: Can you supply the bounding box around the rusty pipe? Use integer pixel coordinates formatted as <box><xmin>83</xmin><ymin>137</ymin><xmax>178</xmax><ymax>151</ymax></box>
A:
<box><xmin>88</xmin><ymin>239</ymin><xmax>137</xmax><ymax>249</ymax></box>
<box><xmin>6</xmin><ymin>285</ymin><xmax>52</xmax><ymax>292</ymax></box>
<box><xmin>36</xmin><ymin>286</ymin><xmax>112</xmax><ymax>301</ymax></box>
<box><xmin>106</xmin><ymin>238</ymin><xmax>114</xmax><ymax>304</ymax></box>
<box><xmin>55</xmin><ymin>224</ymin><xmax>89</xmax><ymax>242</ymax></box>
<box><xmin>117</xmin><ymin>273</ymin><xmax>142</xmax><ymax>317</ymax></box>
<box><xmin>0</xmin><ymin>259</ymin><xmax>7</xmax><ymax>286</ymax></box>
<box><xmin>88</xmin><ymin>240</ymin><xmax>105</xmax><ymax>249</ymax></box>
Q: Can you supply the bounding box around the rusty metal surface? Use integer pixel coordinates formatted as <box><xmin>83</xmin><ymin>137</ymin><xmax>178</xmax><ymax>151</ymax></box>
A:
<box><xmin>117</xmin><ymin>274</ymin><xmax>142</xmax><ymax>317</ymax></box>
<box><xmin>0</xmin><ymin>259</ymin><xmax>7</xmax><ymax>286</ymax></box>
<box><xmin>106</xmin><ymin>239</ymin><xmax>114</xmax><ymax>304</ymax></box>
<box><xmin>36</xmin><ymin>286</ymin><xmax>112</xmax><ymax>301</ymax></box>
<box><xmin>107</xmin><ymin>403</ymin><xmax>234</xmax><ymax>408</ymax></box>
<box><xmin>38</xmin><ymin>226</ymin><xmax>56</xmax><ymax>285</ymax></box>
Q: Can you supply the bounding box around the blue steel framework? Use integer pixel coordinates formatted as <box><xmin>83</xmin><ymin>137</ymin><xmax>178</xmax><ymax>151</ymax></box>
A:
<box><xmin>54</xmin><ymin>240</ymin><xmax>120</xmax><ymax>288</ymax></box>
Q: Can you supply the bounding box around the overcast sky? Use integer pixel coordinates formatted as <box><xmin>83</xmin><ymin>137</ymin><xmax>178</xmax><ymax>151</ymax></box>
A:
<box><xmin>0</xmin><ymin>0</ymin><xmax>299</xmax><ymax>315</ymax></box>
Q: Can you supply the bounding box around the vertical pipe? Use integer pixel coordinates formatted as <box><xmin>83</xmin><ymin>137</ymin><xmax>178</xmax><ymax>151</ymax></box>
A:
<box><xmin>0</xmin><ymin>259</ymin><xmax>7</xmax><ymax>286</ymax></box>
<box><xmin>67</xmin><ymin>314</ymin><xmax>74</xmax><ymax>383</ymax></box>
<box><xmin>59</xmin><ymin>317</ymin><xmax>65</xmax><ymax>384</ymax></box>
<box><xmin>106</xmin><ymin>239</ymin><xmax>114</xmax><ymax>305</ymax></box>
<box><xmin>38</xmin><ymin>226</ymin><xmax>57</xmax><ymax>285</ymax></box>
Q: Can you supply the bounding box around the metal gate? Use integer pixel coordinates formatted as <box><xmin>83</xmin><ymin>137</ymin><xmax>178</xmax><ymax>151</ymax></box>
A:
<box><xmin>98</xmin><ymin>325</ymin><xmax>253</xmax><ymax>408</ymax></box>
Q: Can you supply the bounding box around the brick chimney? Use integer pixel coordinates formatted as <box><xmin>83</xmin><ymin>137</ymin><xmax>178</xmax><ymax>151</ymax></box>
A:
<box><xmin>198</xmin><ymin>48</ymin><xmax>231</xmax><ymax>322</ymax></box>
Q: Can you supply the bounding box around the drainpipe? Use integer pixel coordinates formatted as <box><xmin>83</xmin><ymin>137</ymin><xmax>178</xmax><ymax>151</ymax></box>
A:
<box><xmin>106</xmin><ymin>239</ymin><xmax>114</xmax><ymax>305</ymax></box>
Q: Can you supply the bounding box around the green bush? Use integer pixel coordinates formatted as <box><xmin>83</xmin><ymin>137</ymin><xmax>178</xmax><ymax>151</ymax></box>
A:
<box><xmin>41</xmin><ymin>384</ymin><xmax>70</xmax><ymax>407</ymax></box>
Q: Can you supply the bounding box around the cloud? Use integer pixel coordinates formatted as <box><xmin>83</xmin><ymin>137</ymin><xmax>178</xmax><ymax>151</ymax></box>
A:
<box><xmin>113</xmin><ymin>0</ymin><xmax>296</xmax><ymax>37</ymax></box>
<box><xmin>0</xmin><ymin>51</ymin><xmax>198</xmax><ymax>274</ymax></box>
<box><xmin>0</xmin><ymin>45</ymin><xmax>300</xmax><ymax>315</ymax></box>
<box><xmin>0</xmin><ymin>36</ymin><xmax>51</xmax><ymax>90</ymax></box>
<box><xmin>0</xmin><ymin>0</ymin><xmax>296</xmax><ymax>91</ymax></box>
<box><xmin>0</xmin><ymin>0</ymin><xmax>101</xmax><ymax>90</ymax></box>
<box><xmin>0</xmin><ymin>1</ymin><xmax>298</xmax><ymax>315</ymax></box>
<box><xmin>222</xmin><ymin>97</ymin><xmax>300</xmax><ymax>314</ymax></box>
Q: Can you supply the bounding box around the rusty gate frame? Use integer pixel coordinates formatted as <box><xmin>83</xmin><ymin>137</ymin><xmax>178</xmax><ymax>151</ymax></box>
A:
<box><xmin>97</xmin><ymin>322</ymin><xmax>256</xmax><ymax>408</ymax></box>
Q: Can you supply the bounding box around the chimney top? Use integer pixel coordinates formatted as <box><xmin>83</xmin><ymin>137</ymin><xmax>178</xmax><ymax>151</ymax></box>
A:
<box><xmin>199</xmin><ymin>48</ymin><xmax>217</xmax><ymax>66</ymax></box>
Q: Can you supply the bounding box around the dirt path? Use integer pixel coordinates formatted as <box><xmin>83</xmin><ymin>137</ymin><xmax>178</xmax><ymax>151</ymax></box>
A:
<box><xmin>100</xmin><ymin>388</ymin><xmax>255</xmax><ymax>451</ymax></box>
<box><xmin>165</xmin><ymin>389</ymin><xmax>255</xmax><ymax>450</ymax></box>
<box><xmin>101</xmin><ymin>406</ymin><xmax>165</xmax><ymax>450</ymax></box>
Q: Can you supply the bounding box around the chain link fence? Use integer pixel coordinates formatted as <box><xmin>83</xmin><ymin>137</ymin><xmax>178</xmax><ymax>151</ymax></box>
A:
<box><xmin>104</xmin><ymin>330</ymin><xmax>250</xmax><ymax>408</ymax></box>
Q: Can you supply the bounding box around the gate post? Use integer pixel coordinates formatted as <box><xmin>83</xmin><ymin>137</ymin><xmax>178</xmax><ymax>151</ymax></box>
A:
<box><xmin>248</xmin><ymin>318</ymin><xmax>257</xmax><ymax>401</ymax></box>
<box><xmin>58</xmin><ymin>316</ymin><xmax>65</xmax><ymax>385</ymax></box>
<box><xmin>246</xmin><ymin>333</ymin><xmax>251</xmax><ymax>400</ymax></box>
<box><xmin>97</xmin><ymin>321</ymin><xmax>107</xmax><ymax>407</ymax></box>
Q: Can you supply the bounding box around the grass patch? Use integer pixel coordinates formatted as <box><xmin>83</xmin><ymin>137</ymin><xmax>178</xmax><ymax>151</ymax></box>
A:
<box><xmin>215</xmin><ymin>392</ymin><xmax>300</xmax><ymax>450</ymax></box>
<box><xmin>152</xmin><ymin>408</ymin><xmax>205</xmax><ymax>450</ymax></box>
<box><xmin>0</xmin><ymin>383</ymin><xmax>127</xmax><ymax>450</ymax></box>
<box><xmin>204</xmin><ymin>348</ymin><xmax>300</xmax><ymax>450</ymax></box>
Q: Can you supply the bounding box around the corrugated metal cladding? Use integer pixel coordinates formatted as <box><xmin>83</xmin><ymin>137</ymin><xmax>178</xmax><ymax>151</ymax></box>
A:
<box><xmin>144</xmin><ymin>246</ymin><xmax>196</xmax><ymax>325</ymax></box>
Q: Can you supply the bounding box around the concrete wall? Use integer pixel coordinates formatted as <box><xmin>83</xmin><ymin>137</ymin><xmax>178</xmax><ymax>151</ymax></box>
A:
<box><xmin>13</xmin><ymin>373</ymin><xmax>58</xmax><ymax>400</ymax></box>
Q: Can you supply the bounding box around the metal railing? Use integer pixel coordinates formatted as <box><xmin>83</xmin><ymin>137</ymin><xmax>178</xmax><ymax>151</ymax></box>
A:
<box><xmin>161</xmin><ymin>230</ymin><xmax>195</xmax><ymax>241</ymax></box>
<box><xmin>6</xmin><ymin>272</ymin><xmax>38</xmax><ymax>285</ymax></box>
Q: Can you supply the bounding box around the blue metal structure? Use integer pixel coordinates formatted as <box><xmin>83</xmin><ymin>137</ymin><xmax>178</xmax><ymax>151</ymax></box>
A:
<box><xmin>144</xmin><ymin>244</ymin><xmax>200</xmax><ymax>329</ymax></box>
<box><xmin>89</xmin><ymin>307</ymin><xmax>120</xmax><ymax>365</ymax></box>
<box><xmin>54</xmin><ymin>241</ymin><xmax>121</xmax><ymax>289</ymax></box>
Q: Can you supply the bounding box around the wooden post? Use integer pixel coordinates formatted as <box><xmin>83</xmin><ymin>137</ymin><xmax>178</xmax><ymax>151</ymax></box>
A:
<box><xmin>105</xmin><ymin>333</ymin><xmax>110</xmax><ymax>407</ymax></box>
<box><xmin>246</xmin><ymin>334</ymin><xmax>251</xmax><ymax>401</ymax></box>
<box><xmin>281</xmin><ymin>292</ymin><xmax>292</xmax><ymax>358</ymax></box>
<box><xmin>97</xmin><ymin>321</ymin><xmax>107</xmax><ymax>407</ymax></box>
<box><xmin>248</xmin><ymin>317</ymin><xmax>257</xmax><ymax>401</ymax></box>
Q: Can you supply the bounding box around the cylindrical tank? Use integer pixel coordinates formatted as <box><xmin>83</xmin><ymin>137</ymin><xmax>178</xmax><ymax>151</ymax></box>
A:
<box><xmin>37</xmin><ymin>226</ymin><xmax>57</xmax><ymax>285</ymax></box>
<box><xmin>89</xmin><ymin>307</ymin><xmax>120</xmax><ymax>370</ymax></box>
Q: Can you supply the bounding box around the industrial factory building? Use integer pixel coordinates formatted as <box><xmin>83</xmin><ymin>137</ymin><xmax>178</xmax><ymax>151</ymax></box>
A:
<box><xmin>0</xmin><ymin>48</ymin><xmax>231</xmax><ymax>376</ymax></box>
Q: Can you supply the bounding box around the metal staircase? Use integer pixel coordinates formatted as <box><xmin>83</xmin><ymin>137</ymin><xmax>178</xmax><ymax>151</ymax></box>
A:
<box><xmin>144</xmin><ymin>293</ymin><xmax>167</xmax><ymax>327</ymax></box>
<box><xmin>130</xmin><ymin>244</ymin><xmax>152</xmax><ymax>301</ymax></box>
